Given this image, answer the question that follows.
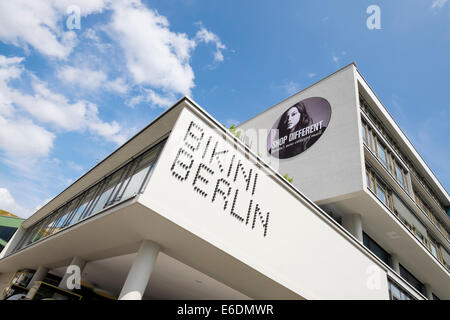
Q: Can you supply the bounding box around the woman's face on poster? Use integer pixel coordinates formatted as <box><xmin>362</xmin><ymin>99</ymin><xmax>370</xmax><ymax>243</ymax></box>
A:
<box><xmin>286</xmin><ymin>107</ymin><xmax>301</xmax><ymax>131</ymax></box>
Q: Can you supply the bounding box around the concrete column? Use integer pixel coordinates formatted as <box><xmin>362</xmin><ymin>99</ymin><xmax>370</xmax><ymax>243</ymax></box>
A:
<box><xmin>58</xmin><ymin>256</ymin><xmax>86</xmax><ymax>290</ymax></box>
<box><xmin>119</xmin><ymin>240</ymin><xmax>160</xmax><ymax>300</ymax></box>
<box><xmin>26</xmin><ymin>266</ymin><xmax>48</xmax><ymax>289</ymax></box>
<box><xmin>390</xmin><ymin>254</ymin><xmax>400</xmax><ymax>274</ymax></box>
<box><xmin>342</xmin><ymin>213</ymin><xmax>363</xmax><ymax>243</ymax></box>
<box><xmin>424</xmin><ymin>283</ymin><xmax>433</xmax><ymax>300</ymax></box>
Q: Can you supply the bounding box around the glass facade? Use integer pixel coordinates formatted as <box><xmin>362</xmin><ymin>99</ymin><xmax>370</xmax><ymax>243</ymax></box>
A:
<box><xmin>360</xmin><ymin>95</ymin><xmax>447</xmax><ymax>228</ymax></box>
<box><xmin>388</xmin><ymin>280</ymin><xmax>414</xmax><ymax>300</ymax></box>
<box><xmin>399</xmin><ymin>264</ymin><xmax>425</xmax><ymax>295</ymax></box>
<box><xmin>366</xmin><ymin>166</ymin><xmax>393</xmax><ymax>210</ymax></box>
<box><xmin>12</xmin><ymin>141</ymin><xmax>165</xmax><ymax>254</ymax></box>
<box><xmin>363</xmin><ymin>232</ymin><xmax>391</xmax><ymax>266</ymax></box>
<box><xmin>361</xmin><ymin>119</ymin><xmax>408</xmax><ymax>193</ymax></box>
<box><xmin>365</xmin><ymin>164</ymin><xmax>449</xmax><ymax>271</ymax></box>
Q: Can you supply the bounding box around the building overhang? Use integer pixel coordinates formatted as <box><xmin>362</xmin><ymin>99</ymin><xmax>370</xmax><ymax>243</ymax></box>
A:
<box><xmin>320</xmin><ymin>189</ymin><xmax>450</xmax><ymax>299</ymax></box>
<box><xmin>1</xmin><ymin>97</ymin><xmax>392</xmax><ymax>300</ymax></box>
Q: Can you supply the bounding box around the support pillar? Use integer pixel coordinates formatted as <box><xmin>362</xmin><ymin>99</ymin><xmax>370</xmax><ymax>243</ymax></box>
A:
<box><xmin>342</xmin><ymin>213</ymin><xmax>363</xmax><ymax>243</ymax></box>
<box><xmin>390</xmin><ymin>254</ymin><xmax>400</xmax><ymax>274</ymax></box>
<box><xmin>26</xmin><ymin>266</ymin><xmax>48</xmax><ymax>289</ymax></box>
<box><xmin>424</xmin><ymin>283</ymin><xmax>433</xmax><ymax>300</ymax></box>
<box><xmin>119</xmin><ymin>240</ymin><xmax>160</xmax><ymax>300</ymax></box>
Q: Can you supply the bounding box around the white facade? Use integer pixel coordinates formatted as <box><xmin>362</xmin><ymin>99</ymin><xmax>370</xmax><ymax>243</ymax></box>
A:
<box><xmin>237</xmin><ymin>63</ymin><xmax>450</xmax><ymax>299</ymax></box>
<box><xmin>0</xmin><ymin>64</ymin><xmax>448</xmax><ymax>300</ymax></box>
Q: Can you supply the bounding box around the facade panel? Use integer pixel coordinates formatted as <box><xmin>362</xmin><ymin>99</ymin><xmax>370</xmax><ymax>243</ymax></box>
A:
<box><xmin>139</xmin><ymin>105</ymin><xmax>389</xmax><ymax>299</ymax></box>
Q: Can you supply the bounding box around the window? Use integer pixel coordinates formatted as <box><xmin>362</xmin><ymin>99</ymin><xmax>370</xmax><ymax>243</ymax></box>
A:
<box><xmin>363</xmin><ymin>233</ymin><xmax>391</xmax><ymax>266</ymax></box>
<box><xmin>428</xmin><ymin>238</ymin><xmax>443</xmax><ymax>262</ymax></box>
<box><xmin>13</xmin><ymin>140</ymin><xmax>165</xmax><ymax>253</ymax></box>
<box><xmin>362</xmin><ymin>122</ymin><xmax>368</xmax><ymax>145</ymax></box>
<box><xmin>413</xmin><ymin>230</ymin><xmax>426</xmax><ymax>245</ymax></box>
<box><xmin>366</xmin><ymin>169</ymin><xmax>373</xmax><ymax>191</ymax></box>
<box><xmin>0</xmin><ymin>226</ymin><xmax>18</xmax><ymax>243</ymax></box>
<box><xmin>395</xmin><ymin>162</ymin><xmax>405</xmax><ymax>189</ymax></box>
<box><xmin>399</xmin><ymin>265</ymin><xmax>425</xmax><ymax>295</ymax></box>
<box><xmin>377</xmin><ymin>142</ymin><xmax>388</xmax><ymax>168</ymax></box>
<box><xmin>376</xmin><ymin>180</ymin><xmax>388</xmax><ymax>206</ymax></box>
<box><xmin>388</xmin><ymin>280</ymin><xmax>414</xmax><ymax>300</ymax></box>
<box><xmin>366</xmin><ymin>166</ymin><xmax>392</xmax><ymax>209</ymax></box>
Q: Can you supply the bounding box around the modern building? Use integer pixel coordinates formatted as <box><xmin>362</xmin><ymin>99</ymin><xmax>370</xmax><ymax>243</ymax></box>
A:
<box><xmin>0</xmin><ymin>63</ymin><xmax>448</xmax><ymax>300</ymax></box>
<box><xmin>0</xmin><ymin>211</ymin><xmax>24</xmax><ymax>254</ymax></box>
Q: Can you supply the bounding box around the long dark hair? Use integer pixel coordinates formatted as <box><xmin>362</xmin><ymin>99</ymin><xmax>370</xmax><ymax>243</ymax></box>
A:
<box><xmin>277</xmin><ymin>101</ymin><xmax>313</xmax><ymax>137</ymax></box>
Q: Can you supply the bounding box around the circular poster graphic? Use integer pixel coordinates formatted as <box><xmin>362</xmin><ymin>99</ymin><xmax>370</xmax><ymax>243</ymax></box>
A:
<box><xmin>267</xmin><ymin>97</ymin><xmax>331</xmax><ymax>159</ymax></box>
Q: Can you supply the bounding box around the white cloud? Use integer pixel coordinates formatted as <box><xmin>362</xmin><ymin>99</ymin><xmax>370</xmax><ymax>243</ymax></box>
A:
<box><xmin>0</xmin><ymin>187</ymin><xmax>30</xmax><ymax>218</ymax></box>
<box><xmin>195</xmin><ymin>26</ymin><xmax>226</xmax><ymax>62</ymax></box>
<box><xmin>106</xmin><ymin>77</ymin><xmax>128</xmax><ymax>94</ymax></box>
<box><xmin>0</xmin><ymin>56</ymin><xmax>55</xmax><ymax>158</ymax></box>
<box><xmin>67</xmin><ymin>160</ymin><xmax>83</xmax><ymax>172</ymax></box>
<box><xmin>282</xmin><ymin>81</ymin><xmax>301</xmax><ymax>95</ymax></box>
<box><xmin>431</xmin><ymin>0</ymin><xmax>448</xmax><ymax>9</ymax></box>
<box><xmin>33</xmin><ymin>197</ymin><xmax>52</xmax><ymax>213</ymax></box>
<box><xmin>109</xmin><ymin>0</ymin><xmax>196</xmax><ymax>96</ymax></box>
<box><xmin>0</xmin><ymin>56</ymin><xmax>127</xmax><ymax>157</ymax></box>
<box><xmin>58</xmin><ymin>66</ymin><xmax>128</xmax><ymax>93</ymax></box>
<box><xmin>127</xmin><ymin>89</ymin><xmax>176</xmax><ymax>108</ymax></box>
<box><xmin>58</xmin><ymin>66</ymin><xmax>107</xmax><ymax>89</ymax></box>
<box><xmin>307</xmin><ymin>73</ymin><xmax>317</xmax><ymax>78</ymax></box>
<box><xmin>0</xmin><ymin>0</ymin><xmax>111</xmax><ymax>59</ymax></box>
<box><xmin>12</xmin><ymin>80</ymin><xmax>127</xmax><ymax>145</ymax></box>
<box><xmin>0</xmin><ymin>116</ymin><xmax>55</xmax><ymax>158</ymax></box>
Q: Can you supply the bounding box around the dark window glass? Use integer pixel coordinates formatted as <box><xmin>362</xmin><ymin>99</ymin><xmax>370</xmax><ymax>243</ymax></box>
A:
<box><xmin>399</xmin><ymin>265</ymin><xmax>425</xmax><ymax>295</ymax></box>
<box><xmin>362</xmin><ymin>123</ymin><xmax>368</xmax><ymax>145</ymax></box>
<box><xmin>376</xmin><ymin>181</ymin><xmax>387</xmax><ymax>206</ymax></box>
<box><xmin>377</xmin><ymin>143</ymin><xmax>388</xmax><ymax>168</ymax></box>
<box><xmin>395</xmin><ymin>163</ymin><xmax>405</xmax><ymax>188</ymax></box>
<box><xmin>363</xmin><ymin>233</ymin><xmax>391</xmax><ymax>266</ymax></box>
<box><xmin>12</xmin><ymin>140</ymin><xmax>165</xmax><ymax>254</ymax></box>
<box><xmin>388</xmin><ymin>280</ymin><xmax>414</xmax><ymax>300</ymax></box>
<box><xmin>366</xmin><ymin>170</ymin><xmax>372</xmax><ymax>191</ymax></box>
<box><xmin>0</xmin><ymin>226</ymin><xmax>18</xmax><ymax>243</ymax></box>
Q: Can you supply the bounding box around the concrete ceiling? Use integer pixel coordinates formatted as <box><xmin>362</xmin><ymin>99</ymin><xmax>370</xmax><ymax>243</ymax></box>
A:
<box><xmin>54</xmin><ymin>252</ymin><xmax>250</xmax><ymax>300</ymax></box>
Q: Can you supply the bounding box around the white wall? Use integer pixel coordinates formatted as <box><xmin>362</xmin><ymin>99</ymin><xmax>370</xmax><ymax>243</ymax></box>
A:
<box><xmin>237</xmin><ymin>65</ymin><xmax>364</xmax><ymax>203</ymax></box>
<box><xmin>140</xmin><ymin>105</ymin><xmax>389</xmax><ymax>299</ymax></box>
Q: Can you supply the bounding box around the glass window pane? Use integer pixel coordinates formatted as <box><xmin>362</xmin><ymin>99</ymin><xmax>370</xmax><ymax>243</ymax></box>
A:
<box><xmin>47</xmin><ymin>208</ymin><xmax>66</xmax><ymax>235</ymax></box>
<box><xmin>73</xmin><ymin>185</ymin><xmax>101</xmax><ymax>222</ymax></box>
<box><xmin>366</xmin><ymin>171</ymin><xmax>371</xmax><ymax>190</ymax></box>
<box><xmin>121</xmin><ymin>148</ymin><xmax>160</xmax><ymax>200</ymax></box>
<box><xmin>362</xmin><ymin>123</ymin><xmax>367</xmax><ymax>144</ymax></box>
<box><xmin>377</xmin><ymin>183</ymin><xmax>387</xmax><ymax>205</ymax></box>
<box><xmin>88</xmin><ymin>168</ymin><xmax>127</xmax><ymax>216</ymax></box>
<box><xmin>106</xmin><ymin>162</ymin><xmax>135</xmax><ymax>206</ymax></box>
<box><xmin>39</xmin><ymin>215</ymin><xmax>56</xmax><ymax>239</ymax></box>
<box><xmin>57</xmin><ymin>199</ymin><xmax>80</xmax><ymax>230</ymax></box>
<box><xmin>430</xmin><ymin>241</ymin><xmax>438</xmax><ymax>259</ymax></box>
<box><xmin>378</xmin><ymin>143</ymin><xmax>388</xmax><ymax>168</ymax></box>
<box><xmin>391</xmin><ymin>284</ymin><xmax>401</xmax><ymax>300</ymax></box>
<box><xmin>28</xmin><ymin>220</ymin><xmax>47</xmax><ymax>245</ymax></box>
<box><xmin>396</xmin><ymin>164</ymin><xmax>405</xmax><ymax>188</ymax></box>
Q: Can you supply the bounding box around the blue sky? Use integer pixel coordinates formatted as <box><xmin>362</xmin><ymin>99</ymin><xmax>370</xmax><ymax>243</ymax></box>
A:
<box><xmin>0</xmin><ymin>0</ymin><xmax>449</xmax><ymax>218</ymax></box>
